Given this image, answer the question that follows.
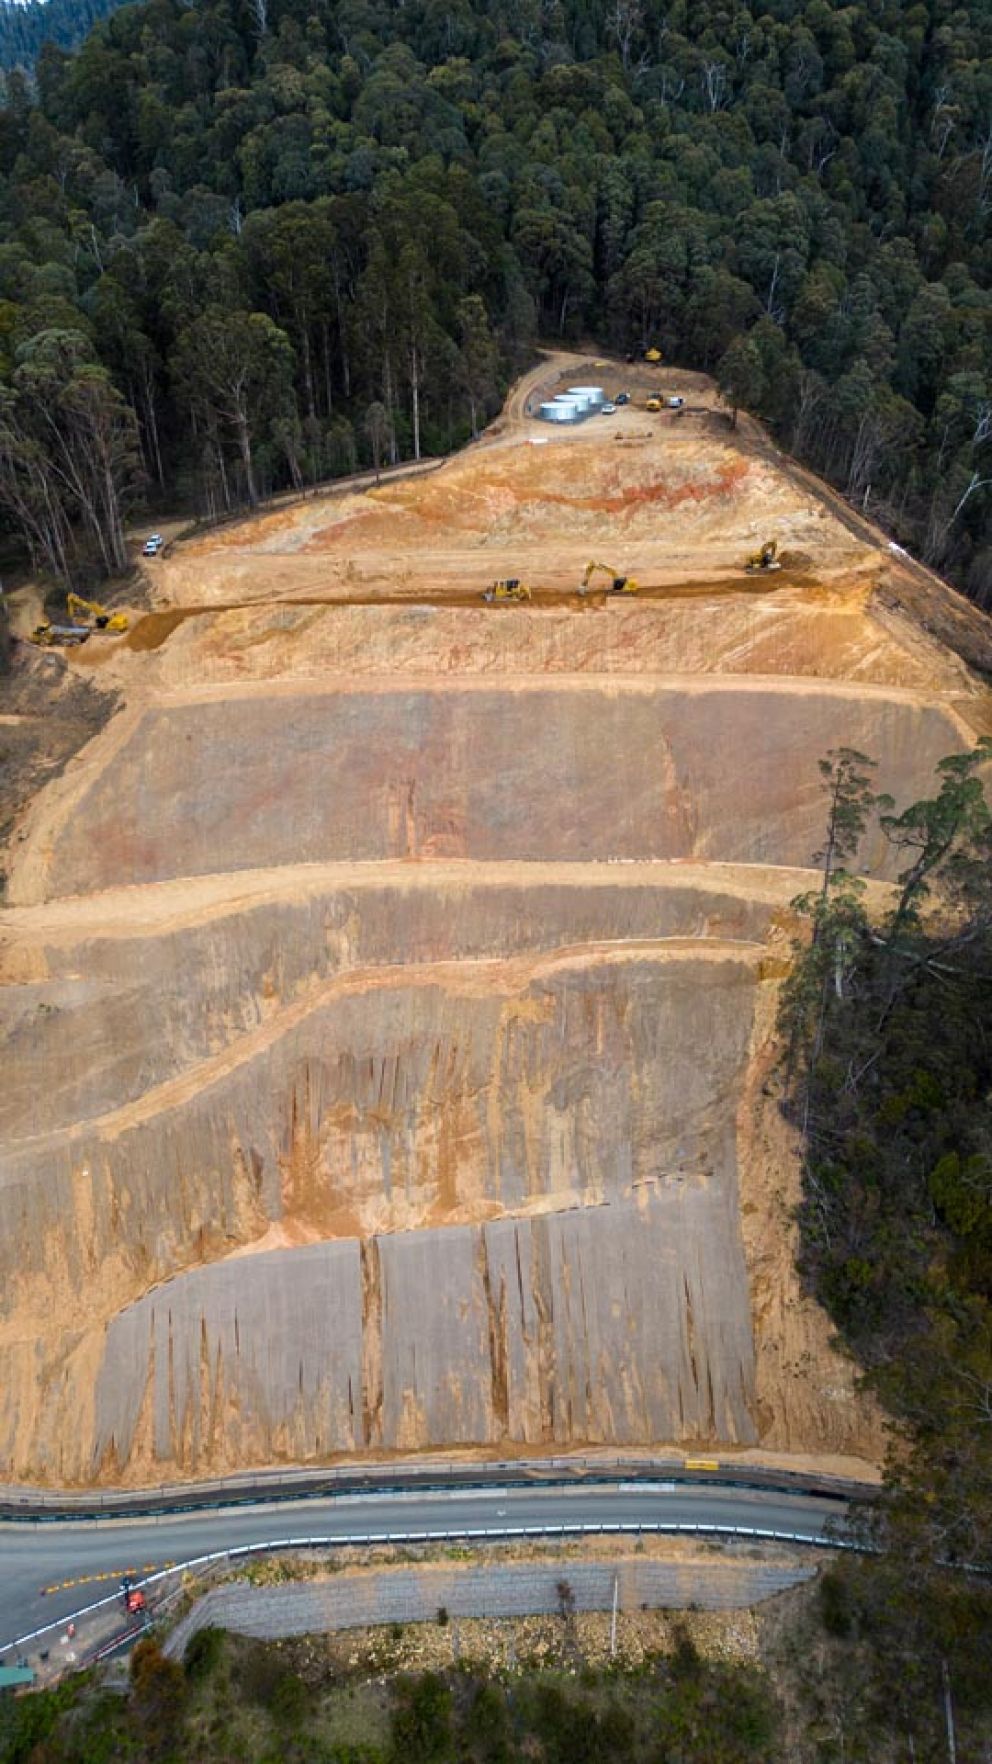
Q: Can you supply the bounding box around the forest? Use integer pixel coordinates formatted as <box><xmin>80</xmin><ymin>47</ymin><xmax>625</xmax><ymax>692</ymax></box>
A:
<box><xmin>0</xmin><ymin>0</ymin><xmax>122</xmax><ymax>74</ymax></box>
<box><xmin>781</xmin><ymin>741</ymin><xmax>992</xmax><ymax>1565</ymax></box>
<box><xmin>0</xmin><ymin>0</ymin><xmax>989</xmax><ymax>597</ymax></box>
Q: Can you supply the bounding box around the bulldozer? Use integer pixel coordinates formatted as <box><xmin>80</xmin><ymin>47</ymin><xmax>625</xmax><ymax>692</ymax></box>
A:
<box><xmin>482</xmin><ymin>578</ymin><xmax>531</xmax><ymax>603</ymax></box>
<box><xmin>644</xmin><ymin>347</ymin><xmax>663</xmax><ymax>365</ymax></box>
<box><xmin>580</xmin><ymin>561</ymin><xmax>639</xmax><ymax>596</ymax></box>
<box><xmin>744</xmin><ymin>539</ymin><xmax>781</xmax><ymax>574</ymax></box>
<box><xmin>66</xmin><ymin>593</ymin><xmax>129</xmax><ymax>633</ymax></box>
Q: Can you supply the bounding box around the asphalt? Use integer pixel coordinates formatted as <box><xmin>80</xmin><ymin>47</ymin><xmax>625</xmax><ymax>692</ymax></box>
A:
<box><xmin>0</xmin><ymin>1479</ymin><xmax>849</xmax><ymax>1651</ymax></box>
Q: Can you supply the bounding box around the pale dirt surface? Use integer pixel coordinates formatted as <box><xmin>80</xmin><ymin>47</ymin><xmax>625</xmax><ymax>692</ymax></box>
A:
<box><xmin>1</xmin><ymin>351</ymin><xmax>989</xmax><ymax>1488</ymax></box>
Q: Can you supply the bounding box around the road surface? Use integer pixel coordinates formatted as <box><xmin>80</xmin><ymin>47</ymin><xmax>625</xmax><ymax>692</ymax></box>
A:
<box><xmin>0</xmin><ymin>1477</ymin><xmax>849</xmax><ymax>1652</ymax></box>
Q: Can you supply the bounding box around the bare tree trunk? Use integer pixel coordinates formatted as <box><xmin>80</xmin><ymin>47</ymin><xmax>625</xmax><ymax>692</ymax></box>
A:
<box><xmin>383</xmin><ymin>355</ymin><xmax>398</xmax><ymax>465</ymax></box>
<box><xmin>235</xmin><ymin>410</ymin><xmax>257</xmax><ymax>507</ymax></box>
<box><xmin>321</xmin><ymin>321</ymin><xmax>333</xmax><ymax>416</ymax></box>
<box><xmin>410</xmin><ymin>346</ymin><xmax>421</xmax><ymax>462</ymax></box>
<box><xmin>141</xmin><ymin>374</ymin><xmax>164</xmax><ymax>487</ymax></box>
<box><xmin>299</xmin><ymin>319</ymin><xmax>316</xmax><ymax>423</ymax></box>
<box><xmin>942</xmin><ymin>1659</ymin><xmax>957</xmax><ymax>1764</ymax></box>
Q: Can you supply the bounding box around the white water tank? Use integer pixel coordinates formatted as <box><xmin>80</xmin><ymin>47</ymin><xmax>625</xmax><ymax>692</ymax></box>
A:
<box><xmin>567</xmin><ymin>385</ymin><xmax>606</xmax><ymax>407</ymax></box>
<box><xmin>540</xmin><ymin>401</ymin><xmax>581</xmax><ymax>423</ymax></box>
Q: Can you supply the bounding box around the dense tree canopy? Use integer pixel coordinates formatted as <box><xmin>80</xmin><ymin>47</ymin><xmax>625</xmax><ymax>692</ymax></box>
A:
<box><xmin>0</xmin><ymin>0</ymin><xmax>121</xmax><ymax>71</ymax></box>
<box><xmin>0</xmin><ymin>0</ymin><xmax>989</xmax><ymax>595</ymax></box>
<box><xmin>781</xmin><ymin>739</ymin><xmax>992</xmax><ymax>1568</ymax></box>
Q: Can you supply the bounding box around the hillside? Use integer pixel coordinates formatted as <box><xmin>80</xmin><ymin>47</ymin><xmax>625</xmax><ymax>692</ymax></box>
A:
<box><xmin>0</xmin><ymin>0</ymin><xmax>989</xmax><ymax>607</ymax></box>
<box><xmin>0</xmin><ymin>0</ymin><xmax>121</xmax><ymax>69</ymax></box>
<box><xmin>1</xmin><ymin>355</ymin><xmax>989</xmax><ymax>1485</ymax></box>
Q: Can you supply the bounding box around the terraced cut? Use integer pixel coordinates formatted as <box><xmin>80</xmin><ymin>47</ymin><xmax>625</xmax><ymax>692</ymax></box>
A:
<box><xmin>3</xmin><ymin>352</ymin><xmax>990</xmax><ymax>1488</ymax></box>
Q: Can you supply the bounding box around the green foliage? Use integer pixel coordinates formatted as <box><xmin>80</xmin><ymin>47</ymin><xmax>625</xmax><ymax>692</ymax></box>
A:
<box><xmin>0</xmin><ymin>1678</ymin><xmax>78</xmax><ymax>1764</ymax></box>
<box><xmin>0</xmin><ymin>1651</ymin><xmax>790</xmax><ymax>1764</ymax></box>
<box><xmin>389</xmin><ymin>1672</ymin><xmax>453</xmax><ymax>1764</ymax></box>
<box><xmin>0</xmin><ymin>0</ymin><xmax>989</xmax><ymax>591</ymax></box>
<box><xmin>460</xmin><ymin>1681</ymin><xmax>511</xmax><ymax>1764</ymax></box>
<box><xmin>129</xmin><ymin>1638</ymin><xmax>187</xmax><ymax>1751</ymax></box>
<box><xmin>0</xmin><ymin>0</ymin><xmax>122</xmax><ymax>69</ymax></box>
<box><xmin>782</xmin><ymin>741</ymin><xmax>992</xmax><ymax>1569</ymax></box>
<box><xmin>182</xmin><ymin>1624</ymin><xmax>224</xmax><ymax>1683</ymax></box>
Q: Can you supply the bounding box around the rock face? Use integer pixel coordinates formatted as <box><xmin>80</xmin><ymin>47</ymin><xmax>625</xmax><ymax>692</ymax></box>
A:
<box><xmin>2</xmin><ymin>359</ymin><xmax>990</xmax><ymax>1486</ymax></box>
<box><xmin>27</xmin><ymin>683</ymin><xmax>968</xmax><ymax>895</ymax></box>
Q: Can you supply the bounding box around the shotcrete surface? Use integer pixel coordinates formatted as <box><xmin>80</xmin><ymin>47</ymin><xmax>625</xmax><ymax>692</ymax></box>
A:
<box><xmin>3</xmin><ymin>351</ymin><xmax>991</xmax><ymax>1488</ymax></box>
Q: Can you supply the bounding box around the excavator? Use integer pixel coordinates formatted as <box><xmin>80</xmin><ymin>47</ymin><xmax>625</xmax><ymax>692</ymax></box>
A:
<box><xmin>579</xmin><ymin>561</ymin><xmax>639</xmax><ymax>595</ymax></box>
<box><xmin>66</xmin><ymin>593</ymin><xmax>129</xmax><ymax>633</ymax></box>
<box><xmin>744</xmin><ymin>539</ymin><xmax>781</xmax><ymax>574</ymax></box>
<box><xmin>30</xmin><ymin>592</ymin><xmax>129</xmax><ymax>648</ymax></box>
<box><xmin>482</xmin><ymin>578</ymin><xmax>531</xmax><ymax>603</ymax></box>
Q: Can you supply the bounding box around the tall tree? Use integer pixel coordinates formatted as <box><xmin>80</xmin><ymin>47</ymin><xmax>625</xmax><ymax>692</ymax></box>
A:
<box><xmin>173</xmin><ymin>309</ymin><xmax>295</xmax><ymax>509</ymax></box>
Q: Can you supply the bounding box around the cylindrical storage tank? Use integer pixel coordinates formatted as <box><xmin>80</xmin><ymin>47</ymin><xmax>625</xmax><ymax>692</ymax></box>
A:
<box><xmin>552</xmin><ymin>397</ymin><xmax>587</xmax><ymax>421</ymax></box>
<box><xmin>540</xmin><ymin>401</ymin><xmax>576</xmax><ymax>423</ymax></box>
<box><xmin>543</xmin><ymin>398</ymin><xmax>582</xmax><ymax>421</ymax></box>
<box><xmin>568</xmin><ymin>385</ymin><xmax>606</xmax><ymax>407</ymax></box>
<box><xmin>558</xmin><ymin>391</ymin><xmax>591</xmax><ymax>414</ymax></box>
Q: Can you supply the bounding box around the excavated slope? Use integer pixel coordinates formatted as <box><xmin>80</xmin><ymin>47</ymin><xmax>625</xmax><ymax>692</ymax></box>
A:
<box><xmin>3</xmin><ymin>354</ymin><xmax>990</xmax><ymax>1487</ymax></box>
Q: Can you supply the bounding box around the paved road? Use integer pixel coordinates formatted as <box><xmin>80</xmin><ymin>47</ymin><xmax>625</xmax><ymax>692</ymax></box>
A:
<box><xmin>0</xmin><ymin>1479</ymin><xmax>848</xmax><ymax>1651</ymax></box>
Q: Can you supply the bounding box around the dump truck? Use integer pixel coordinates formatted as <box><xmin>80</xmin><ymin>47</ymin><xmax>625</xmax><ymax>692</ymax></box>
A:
<box><xmin>579</xmin><ymin>561</ymin><xmax>639</xmax><ymax>595</ymax></box>
<box><xmin>29</xmin><ymin>622</ymin><xmax>90</xmax><ymax>648</ymax></box>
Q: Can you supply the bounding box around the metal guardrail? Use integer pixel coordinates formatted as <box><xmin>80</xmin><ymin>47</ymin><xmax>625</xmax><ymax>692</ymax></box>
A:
<box><xmin>0</xmin><ymin>1455</ymin><xmax>872</xmax><ymax>1524</ymax></box>
<box><xmin>0</xmin><ymin>1519</ymin><xmax>857</xmax><ymax>1658</ymax></box>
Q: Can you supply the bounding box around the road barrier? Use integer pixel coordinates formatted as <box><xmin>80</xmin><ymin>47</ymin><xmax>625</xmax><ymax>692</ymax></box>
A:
<box><xmin>0</xmin><ymin>1455</ymin><xmax>870</xmax><ymax>1524</ymax></box>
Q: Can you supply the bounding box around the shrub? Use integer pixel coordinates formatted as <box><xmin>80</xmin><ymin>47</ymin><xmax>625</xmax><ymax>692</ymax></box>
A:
<box><xmin>183</xmin><ymin>1624</ymin><xmax>225</xmax><ymax>1682</ymax></box>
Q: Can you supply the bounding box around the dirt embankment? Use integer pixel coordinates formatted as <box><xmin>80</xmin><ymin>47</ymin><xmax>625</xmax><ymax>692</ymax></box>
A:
<box><xmin>0</xmin><ymin>647</ymin><xmax>120</xmax><ymax>886</ymax></box>
<box><xmin>1</xmin><ymin>352</ymin><xmax>989</xmax><ymax>1489</ymax></box>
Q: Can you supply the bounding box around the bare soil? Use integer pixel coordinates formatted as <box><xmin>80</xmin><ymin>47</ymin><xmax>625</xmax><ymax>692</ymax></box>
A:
<box><xmin>1</xmin><ymin>351</ymin><xmax>989</xmax><ymax>1489</ymax></box>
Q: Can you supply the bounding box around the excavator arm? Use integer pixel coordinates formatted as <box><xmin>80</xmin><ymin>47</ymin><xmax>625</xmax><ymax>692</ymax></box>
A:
<box><xmin>580</xmin><ymin>562</ymin><xmax>638</xmax><ymax>595</ymax></box>
<box><xmin>66</xmin><ymin>593</ymin><xmax>129</xmax><ymax>632</ymax></box>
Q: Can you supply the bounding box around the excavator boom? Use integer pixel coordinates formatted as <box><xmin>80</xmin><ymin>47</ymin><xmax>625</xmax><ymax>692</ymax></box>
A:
<box><xmin>580</xmin><ymin>561</ymin><xmax>638</xmax><ymax>595</ymax></box>
<box><xmin>66</xmin><ymin>593</ymin><xmax>129</xmax><ymax>633</ymax></box>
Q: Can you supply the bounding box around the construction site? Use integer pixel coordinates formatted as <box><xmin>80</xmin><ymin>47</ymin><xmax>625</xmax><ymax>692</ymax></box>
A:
<box><xmin>2</xmin><ymin>352</ymin><xmax>991</xmax><ymax>1488</ymax></box>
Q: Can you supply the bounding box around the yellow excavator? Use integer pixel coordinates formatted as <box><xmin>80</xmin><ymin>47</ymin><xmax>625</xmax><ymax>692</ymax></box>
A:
<box><xmin>66</xmin><ymin>593</ymin><xmax>129</xmax><ymax>633</ymax></box>
<box><xmin>744</xmin><ymin>539</ymin><xmax>781</xmax><ymax>574</ymax></box>
<box><xmin>482</xmin><ymin>578</ymin><xmax>531</xmax><ymax>603</ymax></box>
<box><xmin>580</xmin><ymin>561</ymin><xmax>639</xmax><ymax>595</ymax></box>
